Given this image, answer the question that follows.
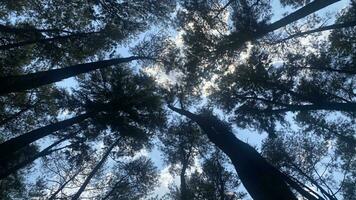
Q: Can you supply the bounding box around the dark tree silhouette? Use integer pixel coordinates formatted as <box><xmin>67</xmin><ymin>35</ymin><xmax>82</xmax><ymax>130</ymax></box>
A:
<box><xmin>159</xmin><ymin>120</ymin><xmax>207</xmax><ymax>200</ymax></box>
<box><xmin>0</xmin><ymin>56</ymin><xmax>151</xmax><ymax>95</ymax></box>
<box><xmin>71</xmin><ymin>138</ymin><xmax>121</xmax><ymax>200</ymax></box>
<box><xmin>0</xmin><ymin>0</ymin><xmax>354</xmax><ymax>199</ymax></box>
<box><xmin>186</xmin><ymin>150</ymin><xmax>246</xmax><ymax>200</ymax></box>
<box><xmin>0</xmin><ymin>67</ymin><xmax>165</xmax><ymax>173</ymax></box>
<box><xmin>168</xmin><ymin>105</ymin><xmax>299</xmax><ymax>200</ymax></box>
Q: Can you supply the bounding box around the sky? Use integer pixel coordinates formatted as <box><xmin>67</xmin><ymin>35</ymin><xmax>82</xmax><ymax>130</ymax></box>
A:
<box><xmin>149</xmin><ymin>1</ymin><xmax>351</xmax><ymax>198</ymax></box>
<box><xmin>32</xmin><ymin>0</ymin><xmax>352</xmax><ymax>198</ymax></box>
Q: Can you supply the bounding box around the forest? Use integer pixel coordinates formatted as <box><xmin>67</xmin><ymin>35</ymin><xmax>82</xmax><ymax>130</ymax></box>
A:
<box><xmin>0</xmin><ymin>0</ymin><xmax>355</xmax><ymax>199</ymax></box>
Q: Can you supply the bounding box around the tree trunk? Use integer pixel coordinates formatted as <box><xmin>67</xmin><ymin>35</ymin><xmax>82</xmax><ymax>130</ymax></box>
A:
<box><xmin>0</xmin><ymin>31</ymin><xmax>98</xmax><ymax>50</ymax></box>
<box><xmin>0</xmin><ymin>112</ymin><xmax>93</xmax><ymax>159</ymax></box>
<box><xmin>263</xmin><ymin>0</ymin><xmax>340</xmax><ymax>33</ymax></box>
<box><xmin>168</xmin><ymin>105</ymin><xmax>298</xmax><ymax>200</ymax></box>
<box><xmin>0</xmin><ymin>56</ymin><xmax>149</xmax><ymax>95</ymax></box>
<box><xmin>216</xmin><ymin>159</ymin><xmax>226</xmax><ymax>200</ymax></box>
<box><xmin>224</xmin><ymin>0</ymin><xmax>340</xmax><ymax>51</ymax></box>
<box><xmin>180</xmin><ymin>161</ymin><xmax>188</xmax><ymax>200</ymax></box>
<box><xmin>71</xmin><ymin>138</ymin><xmax>120</xmax><ymax>200</ymax></box>
<box><xmin>0</xmin><ymin>133</ymin><xmax>75</xmax><ymax>179</ymax></box>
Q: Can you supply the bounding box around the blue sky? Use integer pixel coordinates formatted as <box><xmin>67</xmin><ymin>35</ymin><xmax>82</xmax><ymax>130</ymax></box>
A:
<box><xmin>43</xmin><ymin>0</ymin><xmax>352</xmax><ymax>198</ymax></box>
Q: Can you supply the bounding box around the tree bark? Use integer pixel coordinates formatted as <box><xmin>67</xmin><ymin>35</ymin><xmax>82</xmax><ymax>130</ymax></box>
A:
<box><xmin>180</xmin><ymin>161</ymin><xmax>188</xmax><ymax>200</ymax></box>
<box><xmin>0</xmin><ymin>112</ymin><xmax>93</xmax><ymax>159</ymax></box>
<box><xmin>216</xmin><ymin>159</ymin><xmax>226</xmax><ymax>200</ymax></box>
<box><xmin>71</xmin><ymin>138</ymin><xmax>120</xmax><ymax>200</ymax></box>
<box><xmin>168</xmin><ymin>105</ymin><xmax>299</xmax><ymax>200</ymax></box>
<box><xmin>224</xmin><ymin>0</ymin><xmax>340</xmax><ymax>51</ymax></box>
<box><xmin>263</xmin><ymin>0</ymin><xmax>340</xmax><ymax>33</ymax></box>
<box><xmin>0</xmin><ymin>56</ymin><xmax>150</xmax><ymax>95</ymax></box>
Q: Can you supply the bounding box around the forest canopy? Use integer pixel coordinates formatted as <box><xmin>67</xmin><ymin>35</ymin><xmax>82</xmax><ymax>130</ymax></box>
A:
<box><xmin>0</xmin><ymin>0</ymin><xmax>355</xmax><ymax>199</ymax></box>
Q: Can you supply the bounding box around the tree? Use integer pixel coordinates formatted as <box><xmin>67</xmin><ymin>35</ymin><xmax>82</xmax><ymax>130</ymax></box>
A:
<box><xmin>102</xmin><ymin>156</ymin><xmax>158</xmax><ymax>200</ymax></box>
<box><xmin>186</xmin><ymin>150</ymin><xmax>245</xmax><ymax>200</ymax></box>
<box><xmin>159</xmin><ymin>120</ymin><xmax>207</xmax><ymax>200</ymax></box>
<box><xmin>218</xmin><ymin>0</ymin><xmax>345</xmax><ymax>52</ymax></box>
<box><xmin>261</xmin><ymin>132</ymin><xmax>340</xmax><ymax>200</ymax></box>
<box><xmin>210</xmin><ymin>45</ymin><xmax>356</xmax><ymax>140</ymax></box>
<box><xmin>0</xmin><ymin>131</ymin><xmax>80</xmax><ymax>179</ymax></box>
<box><xmin>0</xmin><ymin>56</ymin><xmax>151</xmax><ymax>95</ymax></box>
<box><xmin>168</xmin><ymin>105</ymin><xmax>301</xmax><ymax>200</ymax></box>
<box><xmin>0</xmin><ymin>0</ymin><xmax>175</xmax><ymax>66</ymax></box>
<box><xmin>1</xmin><ymin>0</ymin><xmax>355</xmax><ymax>199</ymax></box>
<box><xmin>71</xmin><ymin>137</ymin><xmax>121</xmax><ymax>200</ymax></box>
<box><xmin>0</xmin><ymin>66</ymin><xmax>165</xmax><ymax>175</ymax></box>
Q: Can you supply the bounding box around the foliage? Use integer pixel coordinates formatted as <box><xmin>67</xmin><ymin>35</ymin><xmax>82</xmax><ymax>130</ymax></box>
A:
<box><xmin>0</xmin><ymin>0</ymin><xmax>355</xmax><ymax>199</ymax></box>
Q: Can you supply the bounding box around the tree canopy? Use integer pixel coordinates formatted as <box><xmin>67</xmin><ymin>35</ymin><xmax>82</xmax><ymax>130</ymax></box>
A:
<box><xmin>0</xmin><ymin>0</ymin><xmax>355</xmax><ymax>199</ymax></box>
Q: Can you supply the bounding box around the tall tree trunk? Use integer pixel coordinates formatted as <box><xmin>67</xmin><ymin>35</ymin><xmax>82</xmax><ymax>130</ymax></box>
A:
<box><xmin>263</xmin><ymin>0</ymin><xmax>340</xmax><ymax>33</ymax></box>
<box><xmin>168</xmin><ymin>105</ymin><xmax>298</xmax><ymax>200</ymax></box>
<box><xmin>0</xmin><ymin>112</ymin><xmax>93</xmax><ymax>159</ymax></box>
<box><xmin>224</xmin><ymin>0</ymin><xmax>340</xmax><ymax>51</ymax></box>
<box><xmin>216</xmin><ymin>159</ymin><xmax>226</xmax><ymax>200</ymax></box>
<box><xmin>0</xmin><ymin>133</ymin><xmax>75</xmax><ymax>179</ymax></box>
<box><xmin>0</xmin><ymin>56</ymin><xmax>149</xmax><ymax>95</ymax></box>
<box><xmin>180</xmin><ymin>161</ymin><xmax>188</xmax><ymax>200</ymax></box>
<box><xmin>71</xmin><ymin>138</ymin><xmax>120</xmax><ymax>200</ymax></box>
<box><xmin>0</xmin><ymin>31</ymin><xmax>98</xmax><ymax>50</ymax></box>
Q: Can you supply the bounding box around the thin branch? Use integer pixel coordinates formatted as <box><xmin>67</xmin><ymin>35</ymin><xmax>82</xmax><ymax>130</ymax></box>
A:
<box><xmin>276</xmin><ymin>21</ymin><xmax>356</xmax><ymax>43</ymax></box>
<box><xmin>214</xmin><ymin>0</ymin><xmax>235</xmax><ymax>18</ymax></box>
